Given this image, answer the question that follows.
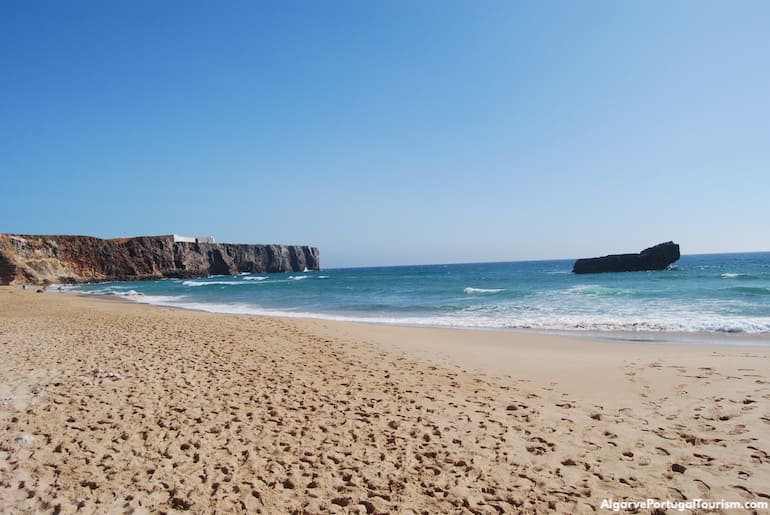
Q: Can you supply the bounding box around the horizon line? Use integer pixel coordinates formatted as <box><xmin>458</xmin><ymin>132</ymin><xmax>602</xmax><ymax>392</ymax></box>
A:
<box><xmin>325</xmin><ymin>249</ymin><xmax>770</xmax><ymax>271</ymax></box>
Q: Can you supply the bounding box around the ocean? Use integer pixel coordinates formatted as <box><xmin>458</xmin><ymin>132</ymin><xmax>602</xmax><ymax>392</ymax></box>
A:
<box><xmin>68</xmin><ymin>252</ymin><xmax>770</xmax><ymax>339</ymax></box>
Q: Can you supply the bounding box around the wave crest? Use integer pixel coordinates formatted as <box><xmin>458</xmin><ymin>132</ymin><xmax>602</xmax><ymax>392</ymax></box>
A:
<box><xmin>464</xmin><ymin>287</ymin><xmax>505</xmax><ymax>294</ymax></box>
<box><xmin>721</xmin><ymin>273</ymin><xmax>752</xmax><ymax>279</ymax></box>
<box><xmin>181</xmin><ymin>280</ymin><xmax>246</xmax><ymax>287</ymax></box>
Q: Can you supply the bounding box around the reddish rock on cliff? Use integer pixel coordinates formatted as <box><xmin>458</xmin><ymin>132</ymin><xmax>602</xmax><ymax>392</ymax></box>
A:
<box><xmin>0</xmin><ymin>234</ymin><xmax>320</xmax><ymax>285</ymax></box>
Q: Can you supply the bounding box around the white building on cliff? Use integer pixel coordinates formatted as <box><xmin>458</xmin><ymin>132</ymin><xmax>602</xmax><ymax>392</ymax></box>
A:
<box><xmin>171</xmin><ymin>234</ymin><xmax>216</xmax><ymax>244</ymax></box>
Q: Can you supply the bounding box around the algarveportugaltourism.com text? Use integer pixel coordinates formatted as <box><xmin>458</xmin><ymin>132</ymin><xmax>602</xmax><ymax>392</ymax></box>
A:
<box><xmin>601</xmin><ymin>498</ymin><xmax>769</xmax><ymax>512</ymax></box>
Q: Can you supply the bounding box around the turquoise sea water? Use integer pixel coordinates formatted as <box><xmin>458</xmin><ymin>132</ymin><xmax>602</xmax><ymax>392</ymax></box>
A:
<box><xmin>68</xmin><ymin>253</ymin><xmax>770</xmax><ymax>337</ymax></box>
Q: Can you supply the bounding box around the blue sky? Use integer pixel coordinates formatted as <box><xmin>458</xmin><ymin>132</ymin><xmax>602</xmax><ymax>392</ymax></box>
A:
<box><xmin>2</xmin><ymin>1</ymin><xmax>769</xmax><ymax>267</ymax></box>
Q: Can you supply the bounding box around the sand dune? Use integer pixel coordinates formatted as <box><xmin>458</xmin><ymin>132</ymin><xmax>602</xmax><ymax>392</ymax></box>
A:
<box><xmin>1</xmin><ymin>287</ymin><xmax>768</xmax><ymax>513</ymax></box>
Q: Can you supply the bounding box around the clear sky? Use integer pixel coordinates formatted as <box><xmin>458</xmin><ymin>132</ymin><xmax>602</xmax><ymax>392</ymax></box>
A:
<box><xmin>2</xmin><ymin>1</ymin><xmax>769</xmax><ymax>267</ymax></box>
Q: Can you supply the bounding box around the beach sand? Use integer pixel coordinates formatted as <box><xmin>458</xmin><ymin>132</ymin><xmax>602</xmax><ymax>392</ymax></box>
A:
<box><xmin>1</xmin><ymin>286</ymin><xmax>768</xmax><ymax>513</ymax></box>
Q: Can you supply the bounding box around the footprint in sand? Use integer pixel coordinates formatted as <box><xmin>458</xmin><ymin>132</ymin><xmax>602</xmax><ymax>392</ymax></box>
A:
<box><xmin>693</xmin><ymin>479</ymin><xmax>711</xmax><ymax>495</ymax></box>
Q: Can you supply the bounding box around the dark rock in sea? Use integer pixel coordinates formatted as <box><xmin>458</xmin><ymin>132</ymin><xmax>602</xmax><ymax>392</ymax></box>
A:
<box><xmin>0</xmin><ymin>234</ymin><xmax>320</xmax><ymax>285</ymax></box>
<box><xmin>572</xmin><ymin>241</ymin><xmax>680</xmax><ymax>274</ymax></box>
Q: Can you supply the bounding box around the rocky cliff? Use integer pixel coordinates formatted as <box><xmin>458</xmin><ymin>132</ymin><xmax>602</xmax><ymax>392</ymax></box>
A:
<box><xmin>572</xmin><ymin>241</ymin><xmax>680</xmax><ymax>274</ymax></box>
<box><xmin>0</xmin><ymin>234</ymin><xmax>320</xmax><ymax>285</ymax></box>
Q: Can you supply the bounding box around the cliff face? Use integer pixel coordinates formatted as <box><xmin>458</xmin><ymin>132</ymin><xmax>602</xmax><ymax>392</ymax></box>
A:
<box><xmin>0</xmin><ymin>234</ymin><xmax>320</xmax><ymax>285</ymax></box>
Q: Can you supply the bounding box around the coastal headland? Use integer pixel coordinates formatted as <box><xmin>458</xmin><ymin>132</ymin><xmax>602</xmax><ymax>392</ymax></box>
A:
<box><xmin>1</xmin><ymin>287</ymin><xmax>768</xmax><ymax>513</ymax></box>
<box><xmin>0</xmin><ymin>233</ymin><xmax>320</xmax><ymax>285</ymax></box>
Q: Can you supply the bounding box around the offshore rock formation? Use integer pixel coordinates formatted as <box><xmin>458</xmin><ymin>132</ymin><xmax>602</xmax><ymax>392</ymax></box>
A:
<box><xmin>0</xmin><ymin>234</ymin><xmax>320</xmax><ymax>285</ymax></box>
<box><xmin>573</xmin><ymin>241</ymin><xmax>680</xmax><ymax>274</ymax></box>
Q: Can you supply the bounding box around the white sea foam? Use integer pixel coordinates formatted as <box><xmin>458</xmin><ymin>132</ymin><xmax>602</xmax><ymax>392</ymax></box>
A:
<box><xmin>464</xmin><ymin>287</ymin><xmax>505</xmax><ymax>294</ymax></box>
<box><xmin>109</xmin><ymin>291</ymin><xmax>770</xmax><ymax>337</ymax></box>
<box><xmin>566</xmin><ymin>284</ymin><xmax>598</xmax><ymax>293</ymax></box>
<box><xmin>564</xmin><ymin>285</ymin><xmax>632</xmax><ymax>296</ymax></box>
<box><xmin>88</xmin><ymin>289</ymin><xmax>144</xmax><ymax>297</ymax></box>
<box><xmin>68</xmin><ymin>253</ymin><xmax>770</xmax><ymax>341</ymax></box>
<box><xmin>181</xmin><ymin>280</ymin><xmax>248</xmax><ymax>287</ymax></box>
<box><xmin>110</xmin><ymin>294</ymin><xmax>188</xmax><ymax>307</ymax></box>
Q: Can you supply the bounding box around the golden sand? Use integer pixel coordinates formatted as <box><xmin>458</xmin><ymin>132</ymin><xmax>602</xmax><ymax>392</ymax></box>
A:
<box><xmin>1</xmin><ymin>287</ymin><xmax>768</xmax><ymax>513</ymax></box>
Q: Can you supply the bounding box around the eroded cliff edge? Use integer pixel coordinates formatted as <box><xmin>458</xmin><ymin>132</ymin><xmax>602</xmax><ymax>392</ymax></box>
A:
<box><xmin>0</xmin><ymin>234</ymin><xmax>320</xmax><ymax>285</ymax></box>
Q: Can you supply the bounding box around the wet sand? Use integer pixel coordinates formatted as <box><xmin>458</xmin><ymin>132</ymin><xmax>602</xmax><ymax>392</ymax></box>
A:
<box><xmin>1</xmin><ymin>286</ymin><xmax>768</xmax><ymax>513</ymax></box>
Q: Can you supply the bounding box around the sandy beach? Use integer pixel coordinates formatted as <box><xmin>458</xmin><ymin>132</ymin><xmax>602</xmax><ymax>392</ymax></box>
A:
<box><xmin>1</xmin><ymin>286</ymin><xmax>768</xmax><ymax>514</ymax></box>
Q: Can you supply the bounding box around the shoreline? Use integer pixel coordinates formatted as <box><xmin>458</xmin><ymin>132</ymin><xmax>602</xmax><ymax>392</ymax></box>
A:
<box><xmin>64</xmin><ymin>286</ymin><xmax>770</xmax><ymax>347</ymax></box>
<box><xmin>71</xmin><ymin>288</ymin><xmax>770</xmax><ymax>400</ymax></box>
<box><xmin>2</xmin><ymin>286</ymin><xmax>769</xmax><ymax>513</ymax></box>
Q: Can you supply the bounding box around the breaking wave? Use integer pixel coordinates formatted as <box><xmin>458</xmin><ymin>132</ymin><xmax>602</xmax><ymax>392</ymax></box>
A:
<box><xmin>181</xmin><ymin>280</ymin><xmax>249</xmax><ymax>287</ymax></box>
<box><xmin>110</xmin><ymin>292</ymin><xmax>770</xmax><ymax>335</ymax></box>
<box><xmin>90</xmin><ymin>289</ymin><xmax>144</xmax><ymax>297</ymax></box>
<box><xmin>721</xmin><ymin>273</ymin><xmax>753</xmax><ymax>279</ymax></box>
<box><xmin>65</xmin><ymin>252</ymin><xmax>770</xmax><ymax>339</ymax></box>
<box><xmin>464</xmin><ymin>287</ymin><xmax>505</xmax><ymax>294</ymax></box>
